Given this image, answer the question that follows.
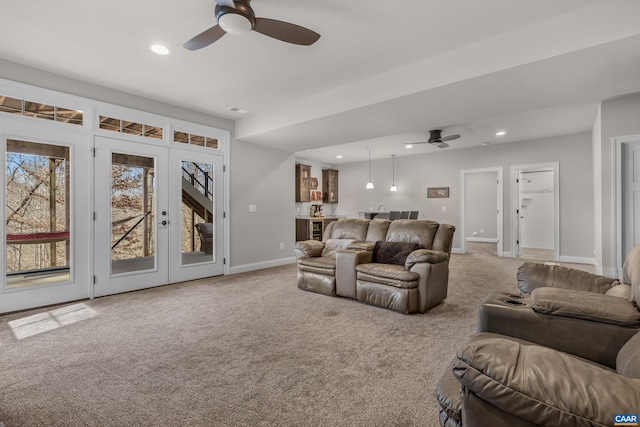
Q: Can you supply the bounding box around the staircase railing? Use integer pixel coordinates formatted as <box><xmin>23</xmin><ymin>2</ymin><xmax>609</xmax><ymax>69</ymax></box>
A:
<box><xmin>111</xmin><ymin>210</ymin><xmax>152</xmax><ymax>250</ymax></box>
<box><xmin>182</xmin><ymin>163</ymin><xmax>213</xmax><ymax>201</ymax></box>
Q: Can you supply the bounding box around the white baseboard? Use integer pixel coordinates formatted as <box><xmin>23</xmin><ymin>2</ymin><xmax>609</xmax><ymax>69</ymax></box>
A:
<box><xmin>229</xmin><ymin>257</ymin><xmax>296</xmax><ymax>275</ymax></box>
<box><xmin>466</xmin><ymin>237</ymin><xmax>498</xmax><ymax>243</ymax></box>
<box><xmin>558</xmin><ymin>256</ymin><xmax>596</xmax><ymax>265</ymax></box>
<box><xmin>502</xmin><ymin>251</ymin><xmax>513</xmax><ymax>257</ymax></box>
<box><xmin>451</xmin><ymin>248</ymin><xmax>463</xmax><ymax>254</ymax></box>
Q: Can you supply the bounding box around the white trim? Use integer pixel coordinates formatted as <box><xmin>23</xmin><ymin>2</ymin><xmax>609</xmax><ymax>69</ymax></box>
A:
<box><xmin>451</xmin><ymin>248</ymin><xmax>463</xmax><ymax>254</ymax></box>
<box><xmin>502</xmin><ymin>251</ymin><xmax>513</xmax><ymax>257</ymax></box>
<box><xmin>466</xmin><ymin>237</ymin><xmax>499</xmax><ymax>243</ymax></box>
<box><xmin>558</xmin><ymin>256</ymin><xmax>596</xmax><ymax>265</ymax></box>
<box><xmin>459</xmin><ymin>167</ymin><xmax>504</xmax><ymax>256</ymax></box>
<box><xmin>229</xmin><ymin>257</ymin><xmax>296</xmax><ymax>275</ymax></box>
<box><xmin>614</xmin><ymin>134</ymin><xmax>640</xmax><ymax>279</ymax></box>
<box><xmin>510</xmin><ymin>162</ymin><xmax>560</xmax><ymax>261</ymax></box>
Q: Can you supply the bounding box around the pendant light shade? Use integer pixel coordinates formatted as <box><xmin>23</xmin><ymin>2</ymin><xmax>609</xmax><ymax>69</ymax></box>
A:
<box><xmin>366</xmin><ymin>147</ymin><xmax>374</xmax><ymax>189</ymax></box>
<box><xmin>390</xmin><ymin>154</ymin><xmax>397</xmax><ymax>192</ymax></box>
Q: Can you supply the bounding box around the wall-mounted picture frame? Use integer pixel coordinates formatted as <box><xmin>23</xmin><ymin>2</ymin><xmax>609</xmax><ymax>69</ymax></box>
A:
<box><xmin>427</xmin><ymin>187</ymin><xmax>449</xmax><ymax>198</ymax></box>
<box><xmin>310</xmin><ymin>177</ymin><xmax>318</xmax><ymax>190</ymax></box>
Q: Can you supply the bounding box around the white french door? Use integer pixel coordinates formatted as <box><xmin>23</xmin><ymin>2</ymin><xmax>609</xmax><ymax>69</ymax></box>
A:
<box><xmin>1</xmin><ymin>123</ymin><xmax>91</xmax><ymax>313</ymax></box>
<box><xmin>169</xmin><ymin>149</ymin><xmax>224</xmax><ymax>283</ymax></box>
<box><xmin>94</xmin><ymin>136</ymin><xmax>224</xmax><ymax>297</ymax></box>
<box><xmin>94</xmin><ymin>136</ymin><xmax>169</xmax><ymax>296</ymax></box>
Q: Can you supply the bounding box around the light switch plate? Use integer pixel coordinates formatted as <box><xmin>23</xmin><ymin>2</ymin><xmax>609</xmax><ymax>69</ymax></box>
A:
<box><xmin>249</xmin><ymin>204</ymin><xmax>257</xmax><ymax>213</ymax></box>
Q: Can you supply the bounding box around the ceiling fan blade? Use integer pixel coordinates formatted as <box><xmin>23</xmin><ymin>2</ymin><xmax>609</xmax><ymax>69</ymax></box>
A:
<box><xmin>440</xmin><ymin>134</ymin><xmax>460</xmax><ymax>142</ymax></box>
<box><xmin>403</xmin><ymin>141</ymin><xmax>428</xmax><ymax>145</ymax></box>
<box><xmin>438</xmin><ymin>142</ymin><xmax>450</xmax><ymax>148</ymax></box>
<box><xmin>215</xmin><ymin>0</ymin><xmax>236</xmax><ymax>8</ymax></box>
<box><xmin>253</xmin><ymin>18</ymin><xmax>320</xmax><ymax>45</ymax></box>
<box><xmin>184</xmin><ymin>25</ymin><xmax>227</xmax><ymax>51</ymax></box>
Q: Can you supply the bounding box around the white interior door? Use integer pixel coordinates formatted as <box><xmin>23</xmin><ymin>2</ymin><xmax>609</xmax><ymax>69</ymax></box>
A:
<box><xmin>94</xmin><ymin>136</ymin><xmax>169</xmax><ymax>297</ymax></box>
<box><xmin>622</xmin><ymin>141</ymin><xmax>640</xmax><ymax>259</ymax></box>
<box><xmin>169</xmin><ymin>149</ymin><xmax>224</xmax><ymax>282</ymax></box>
<box><xmin>2</xmin><ymin>125</ymin><xmax>91</xmax><ymax>313</ymax></box>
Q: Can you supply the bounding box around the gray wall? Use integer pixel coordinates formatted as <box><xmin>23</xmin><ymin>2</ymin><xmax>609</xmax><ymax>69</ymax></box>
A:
<box><xmin>335</xmin><ymin>132</ymin><xmax>594</xmax><ymax>259</ymax></box>
<box><xmin>597</xmin><ymin>93</ymin><xmax>640</xmax><ymax>274</ymax></box>
<box><xmin>230</xmin><ymin>141</ymin><xmax>295</xmax><ymax>269</ymax></box>
<box><xmin>465</xmin><ymin>171</ymin><xmax>498</xmax><ymax>241</ymax></box>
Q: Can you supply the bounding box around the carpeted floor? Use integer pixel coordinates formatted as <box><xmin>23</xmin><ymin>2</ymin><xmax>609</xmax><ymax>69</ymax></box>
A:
<box><xmin>0</xmin><ymin>243</ymin><xmax>586</xmax><ymax>426</ymax></box>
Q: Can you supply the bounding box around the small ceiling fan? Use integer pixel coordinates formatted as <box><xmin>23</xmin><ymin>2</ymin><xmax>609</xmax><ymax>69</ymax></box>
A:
<box><xmin>184</xmin><ymin>0</ymin><xmax>321</xmax><ymax>50</ymax></box>
<box><xmin>404</xmin><ymin>129</ymin><xmax>460</xmax><ymax>148</ymax></box>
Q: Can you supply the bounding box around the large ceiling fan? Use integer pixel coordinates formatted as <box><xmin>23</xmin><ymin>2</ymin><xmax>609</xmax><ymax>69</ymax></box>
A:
<box><xmin>184</xmin><ymin>0</ymin><xmax>321</xmax><ymax>50</ymax></box>
<box><xmin>404</xmin><ymin>129</ymin><xmax>460</xmax><ymax>148</ymax></box>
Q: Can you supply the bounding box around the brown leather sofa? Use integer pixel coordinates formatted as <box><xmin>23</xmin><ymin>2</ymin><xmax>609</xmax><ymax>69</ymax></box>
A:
<box><xmin>295</xmin><ymin>218</ymin><xmax>455</xmax><ymax>314</ymax></box>
<box><xmin>436</xmin><ymin>331</ymin><xmax>640</xmax><ymax>427</ymax></box>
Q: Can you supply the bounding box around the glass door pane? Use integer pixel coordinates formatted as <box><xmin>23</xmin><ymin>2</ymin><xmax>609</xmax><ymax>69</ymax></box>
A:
<box><xmin>5</xmin><ymin>139</ymin><xmax>70</xmax><ymax>288</ymax></box>
<box><xmin>180</xmin><ymin>161</ymin><xmax>214</xmax><ymax>265</ymax></box>
<box><xmin>110</xmin><ymin>153</ymin><xmax>156</xmax><ymax>274</ymax></box>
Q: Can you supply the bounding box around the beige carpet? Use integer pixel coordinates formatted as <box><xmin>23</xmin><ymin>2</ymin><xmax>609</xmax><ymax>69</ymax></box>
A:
<box><xmin>0</xmin><ymin>243</ymin><xmax>585</xmax><ymax>426</ymax></box>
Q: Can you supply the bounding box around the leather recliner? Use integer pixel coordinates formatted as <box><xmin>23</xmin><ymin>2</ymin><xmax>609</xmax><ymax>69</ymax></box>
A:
<box><xmin>354</xmin><ymin>219</ymin><xmax>455</xmax><ymax>314</ymax></box>
<box><xmin>295</xmin><ymin>218</ymin><xmax>391</xmax><ymax>296</ymax></box>
<box><xmin>478</xmin><ymin>243</ymin><xmax>640</xmax><ymax>367</ymax></box>
<box><xmin>436</xmin><ymin>331</ymin><xmax>640</xmax><ymax>427</ymax></box>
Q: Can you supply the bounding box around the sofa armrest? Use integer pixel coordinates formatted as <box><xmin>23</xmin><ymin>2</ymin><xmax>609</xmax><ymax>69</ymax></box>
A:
<box><xmin>335</xmin><ymin>249</ymin><xmax>373</xmax><ymax>299</ymax></box>
<box><xmin>404</xmin><ymin>249</ymin><xmax>448</xmax><ymax>269</ymax></box>
<box><xmin>517</xmin><ymin>262</ymin><xmax>619</xmax><ymax>295</ymax></box>
<box><xmin>531</xmin><ymin>287</ymin><xmax>640</xmax><ymax>326</ymax></box>
<box><xmin>453</xmin><ymin>336</ymin><xmax>640</xmax><ymax>426</ymax></box>
<box><xmin>346</xmin><ymin>241</ymin><xmax>375</xmax><ymax>251</ymax></box>
<box><xmin>294</xmin><ymin>240</ymin><xmax>325</xmax><ymax>259</ymax></box>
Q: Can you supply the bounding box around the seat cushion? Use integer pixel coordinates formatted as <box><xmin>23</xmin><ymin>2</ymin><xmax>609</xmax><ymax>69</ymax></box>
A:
<box><xmin>297</xmin><ymin>256</ymin><xmax>336</xmax><ymax>275</ymax></box>
<box><xmin>356</xmin><ymin>263</ymin><xmax>419</xmax><ymax>288</ymax></box>
<box><xmin>372</xmin><ymin>241</ymin><xmax>418</xmax><ymax>265</ymax></box>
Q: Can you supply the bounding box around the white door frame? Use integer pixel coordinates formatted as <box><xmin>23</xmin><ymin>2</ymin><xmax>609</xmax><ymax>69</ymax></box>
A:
<box><xmin>1</xmin><ymin>123</ymin><xmax>92</xmax><ymax>313</ymax></box>
<box><xmin>460</xmin><ymin>167</ymin><xmax>503</xmax><ymax>256</ymax></box>
<box><xmin>614</xmin><ymin>134</ymin><xmax>640</xmax><ymax>277</ymax></box>
<box><xmin>510</xmin><ymin>162</ymin><xmax>560</xmax><ymax>260</ymax></box>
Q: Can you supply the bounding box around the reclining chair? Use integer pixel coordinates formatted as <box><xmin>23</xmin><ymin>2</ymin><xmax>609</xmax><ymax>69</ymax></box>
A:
<box><xmin>436</xmin><ymin>331</ymin><xmax>640</xmax><ymax>427</ymax></box>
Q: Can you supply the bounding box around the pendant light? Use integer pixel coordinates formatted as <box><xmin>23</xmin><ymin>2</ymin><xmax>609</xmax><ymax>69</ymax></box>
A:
<box><xmin>390</xmin><ymin>154</ymin><xmax>397</xmax><ymax>192</ymax></box>
<box><xmin>365</xmin><ymin>147</ymin><xmax>374</xmax><ymax>189</ymax></box>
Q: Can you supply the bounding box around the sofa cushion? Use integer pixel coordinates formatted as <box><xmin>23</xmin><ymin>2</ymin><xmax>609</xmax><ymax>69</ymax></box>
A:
<box><xmin>330</xmin><ymin>218</ymin><xmax>369</xmax><ymax>241</ymax></box>
<box><xmin>365</xmin><ymin>218</ymin><xmax>391</xmax><ymax>242</ymax></box>
<box><xmin>321</xmin><ymin>239</ymin><xmax>356</xmax><ymax>259</ymax></box>
<box><xmin>623</xmin><ymin>243</ymin><xmax>640</xmax><ymax>304</ymax></box>
<box><xmin>372</xmin><ymin>241</ymin><xmax>418</xmax><ymax>265</ymax></box>
<box><xmin>617</xmin><ymin>332</ymin><xmax>640</xmax><ymax>378</ymax></box>
<box><xmin>356</xmin><ymin>264</ymin><xmax>419</xmax><ymax>288</ymax></box>
<box><xmin>385</xmin><ymin>219</ymin><xmax>439</xmax><ymax>249</ymax></box>
<box><xmin>605</xmin><ymin>283</ymin><xmax>632</xmax><ymax>299</ymax></box>
<box><xmin>297</xmin><ymin>256</ymin><xmax>336</xmax><ymax>272</ymax></box>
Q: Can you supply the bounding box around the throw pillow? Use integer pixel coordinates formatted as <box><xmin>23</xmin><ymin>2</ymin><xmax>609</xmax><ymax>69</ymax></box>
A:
<box><xmin>372</xmin><ymin>241</ymin><xmax>419</xmax><ymax>266</ymax></box>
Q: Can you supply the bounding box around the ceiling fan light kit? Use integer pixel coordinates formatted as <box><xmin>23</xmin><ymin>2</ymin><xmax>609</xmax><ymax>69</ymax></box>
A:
<box><xmin>184</xmin><ymin>0</ymin><xmax>320</xmax><ymax>50</ymax></box>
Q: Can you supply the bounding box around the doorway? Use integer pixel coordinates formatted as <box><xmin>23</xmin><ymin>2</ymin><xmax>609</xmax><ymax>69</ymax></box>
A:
<box><xmin>93</xmin><ymin>136</ymin><xmax>224</xmax><ymax>297</ymax></box>
<box><xmin>511</xmin><ymin>163</ymin><xmax>559</xmax><ymax>260</ymax></box>
<box><xmin>615</xmin><ymin>135</ymin><xmax>640</xmax><ymax>275</ymax></box>
<box><xmin>460</xmin><ymin>167</ymin><xmax>503</xmax><ymax>256</ymax></box>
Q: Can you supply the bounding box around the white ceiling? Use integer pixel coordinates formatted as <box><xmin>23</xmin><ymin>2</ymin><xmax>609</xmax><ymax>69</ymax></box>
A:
<box><xmin>2</xmin><ymin>0</ymin><xmax>640</xmax><ymax>163</ymax></box>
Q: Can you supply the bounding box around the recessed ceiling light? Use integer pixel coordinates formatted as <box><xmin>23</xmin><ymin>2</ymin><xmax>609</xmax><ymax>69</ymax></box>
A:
<box><xmin>228</xmin><ymin>106</ymin><xmax>249</xmax><ymax>114</ymax></box>
<box><xmin>481</xmin><ymin>142</ymin><xmax>490</xmax><ymax>146</ymax></box>
<box><xmin>336</xmin><ymin>155</ymin><xmax>343</xmax><ymax>159</ymax></box>
<box><xmin>405</xmin><ymin>144</ymin><xmax>413</xmax><ymax>149</ymax></box>
<box><xmin>495</xmin><ymin>131</ymin><xmax>506</xmax><ymax>136</ymax></box>
<box><xmin>150</xmin><ymin>45</ymin><xmax>170</xmax><ymax>55</ymax></box>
